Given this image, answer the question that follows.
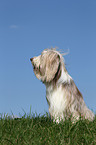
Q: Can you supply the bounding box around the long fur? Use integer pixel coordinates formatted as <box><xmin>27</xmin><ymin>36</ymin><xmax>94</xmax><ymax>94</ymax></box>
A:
<box><xmin>30</xmin><ymin>48</ymin><xmax>95</xmax><ymax>123</ymax></box>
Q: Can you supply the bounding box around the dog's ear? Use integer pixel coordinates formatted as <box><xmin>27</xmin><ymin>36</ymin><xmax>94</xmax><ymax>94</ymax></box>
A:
<box><xmin>45</xmin><ymin>53</ymin><xmax>60</xmax><ymax>82</ymax></box>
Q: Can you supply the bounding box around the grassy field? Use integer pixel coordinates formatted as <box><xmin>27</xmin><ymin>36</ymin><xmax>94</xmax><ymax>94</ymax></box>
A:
<box><xmin>0</xmin><ymin>113</ymin><xmax>96</xmax><ymax>145</ymax></box>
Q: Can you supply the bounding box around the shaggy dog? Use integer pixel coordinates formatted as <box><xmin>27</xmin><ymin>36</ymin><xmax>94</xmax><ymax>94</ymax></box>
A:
<box><xmin>30</xmin><ymin>48</ymin><xmax>94</xmax><ymax>123</ymax></box>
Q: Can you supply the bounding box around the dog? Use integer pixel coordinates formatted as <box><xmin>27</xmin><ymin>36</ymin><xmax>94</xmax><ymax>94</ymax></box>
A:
<box><xmin>30</xmin><ymin>48</ymin><xmax>95</xmax><ymax>123</ymax></box>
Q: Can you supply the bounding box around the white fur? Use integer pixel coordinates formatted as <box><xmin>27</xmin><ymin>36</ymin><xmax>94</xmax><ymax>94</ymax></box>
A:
<box><xmin>46</xmin><ymin>85</ymin><xmax>68</xmax><ymax>123</ymax></box>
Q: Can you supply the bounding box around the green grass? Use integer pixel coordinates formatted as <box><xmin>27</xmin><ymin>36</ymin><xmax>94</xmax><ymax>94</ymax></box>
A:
<box><xmin>0</xmin><ymin>113</ymin><xmax>96</xmax><ymax>145</ymax></box>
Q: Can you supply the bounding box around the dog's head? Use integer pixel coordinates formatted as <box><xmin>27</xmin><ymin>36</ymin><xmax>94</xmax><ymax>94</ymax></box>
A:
<box><xmin>30</xmin><ymin>49</ymin><xmax>64</xmax><ymax>83</ymax></box>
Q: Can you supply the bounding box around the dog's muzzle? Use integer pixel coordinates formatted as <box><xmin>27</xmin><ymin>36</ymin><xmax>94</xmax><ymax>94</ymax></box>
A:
<box><xmin>30</xmin><ymin>58</ymin><xmax>33</xmax><ymax>62</ymax></box>
<box><xmin>30</xmin><ymin>58</ymin><xmax>37</xmax><ymax>71</ymax></box>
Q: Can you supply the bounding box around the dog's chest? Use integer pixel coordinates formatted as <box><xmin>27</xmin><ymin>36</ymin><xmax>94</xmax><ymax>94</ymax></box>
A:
<box><xmin>46</xmin><ymin>85</ymin><xmax>67</xmax><ymax>111</ymax></box>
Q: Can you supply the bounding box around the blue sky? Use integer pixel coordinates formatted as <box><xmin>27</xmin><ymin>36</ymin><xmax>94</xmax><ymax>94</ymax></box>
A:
<box><xmin>0</xmin><ymin>0</ymin><xmax>96</xmax><ymax>116</ymax></box>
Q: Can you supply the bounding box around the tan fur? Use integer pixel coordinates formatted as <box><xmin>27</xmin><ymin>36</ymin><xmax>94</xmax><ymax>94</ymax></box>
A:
<box><xmin>30</xmin><ymin>48</ymin><xmax>95</xmax><ymax>123</ymax></box>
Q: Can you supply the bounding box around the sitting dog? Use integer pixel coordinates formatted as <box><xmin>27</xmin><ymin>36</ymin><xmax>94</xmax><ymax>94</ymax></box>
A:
<box><xmin>30</xmin><ymin>48</ymin><xmax>95</xmax><ymax>123</ymax></box>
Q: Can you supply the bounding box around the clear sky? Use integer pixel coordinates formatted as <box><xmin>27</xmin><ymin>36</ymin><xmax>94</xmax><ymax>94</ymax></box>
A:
<box><xmin>0</xmin><ymin>0</ymin><xmax>96</xmax><ymax>116</ymax></box>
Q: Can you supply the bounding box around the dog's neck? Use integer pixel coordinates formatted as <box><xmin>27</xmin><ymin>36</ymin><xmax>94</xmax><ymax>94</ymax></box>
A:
<box><xmin>57</xmin><ymin>65</ymin><xmax>72</xmax><ymax>84</ymax></box>
<box><xmin>45</xmin><ymin>65</ymin><xmax>72</xmax><ymax>90</ymax></box>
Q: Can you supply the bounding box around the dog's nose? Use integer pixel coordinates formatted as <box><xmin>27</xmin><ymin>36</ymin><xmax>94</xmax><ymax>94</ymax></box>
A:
<box><xmin>30</xmin><ymin>58</ymin><xmax>33</xmax><ymax>62</ymax></box>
